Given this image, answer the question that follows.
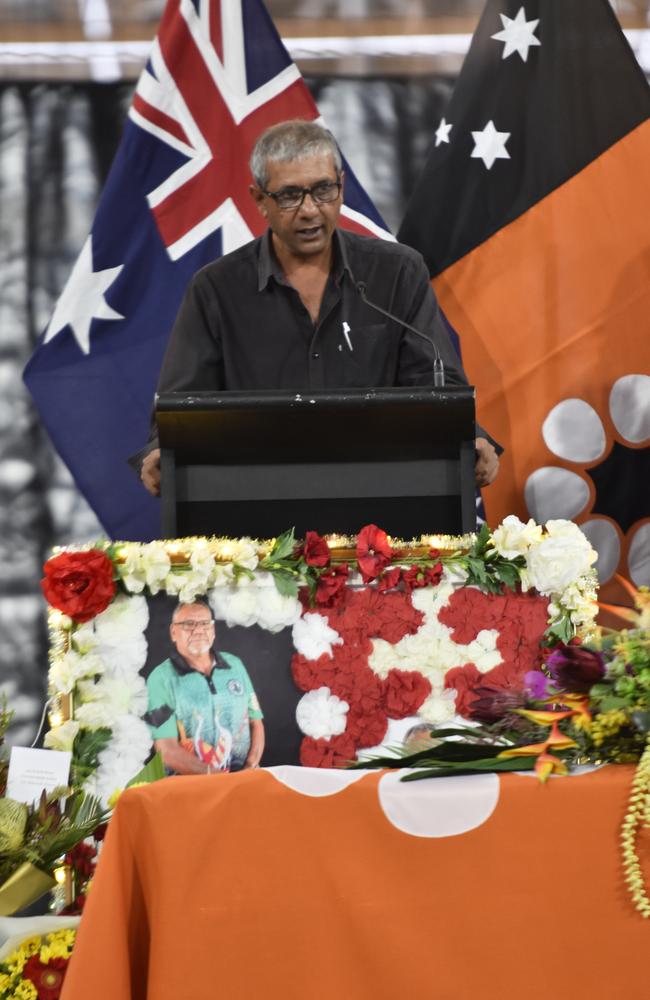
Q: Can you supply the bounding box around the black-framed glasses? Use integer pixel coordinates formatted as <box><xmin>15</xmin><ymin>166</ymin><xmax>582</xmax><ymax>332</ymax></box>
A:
<box><xmin>262</xmin><ymin>179</ymin><xmax>342</xmax><ymax>211</ymax></box>
<box><xmin>173</xmin><ymin>619</ymin><xmax>215</xmax><ymax>633</ymax></box>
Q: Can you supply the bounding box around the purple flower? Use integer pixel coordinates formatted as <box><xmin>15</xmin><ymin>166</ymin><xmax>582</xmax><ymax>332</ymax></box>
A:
<box><xmin>546</xmin><ymin>644</ymin><xmax>605</xmax><ymax>694</ymax></box>
<box><xmin>524</xmin><ymin>670</ymin><xmax>553</xmax><ymax>700</ymax></box>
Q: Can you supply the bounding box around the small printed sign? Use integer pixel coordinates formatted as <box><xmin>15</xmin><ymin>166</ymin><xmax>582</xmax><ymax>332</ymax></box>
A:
<box><xmin>6</xmin><ymin>747</ymin><xmax>72</xmax><ymax>805</ymax></box>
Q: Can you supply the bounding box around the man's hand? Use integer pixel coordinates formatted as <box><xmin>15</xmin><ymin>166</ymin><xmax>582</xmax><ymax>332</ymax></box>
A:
<box><xmin>475</xmin><ymin>437</ymin><xmax>499</xmax><ymax>487</ymax></box>
<box><xmin>141</xmin><ymin>448</ymin><xmax>161</xmax><ymax>496</ymax></box>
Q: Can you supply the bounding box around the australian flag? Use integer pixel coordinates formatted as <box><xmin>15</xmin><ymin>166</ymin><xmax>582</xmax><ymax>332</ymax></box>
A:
<box><xmin>23</xmin><ymin>0</ymin><xmax>391</xmax><ymax>542</ymax></box>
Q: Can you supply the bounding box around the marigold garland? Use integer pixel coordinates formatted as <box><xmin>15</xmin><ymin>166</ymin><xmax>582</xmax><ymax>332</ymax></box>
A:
<box><xmin>620</xmin><ymin>734</ymin><xmax>650</xmax><ymax>919</ymax></box>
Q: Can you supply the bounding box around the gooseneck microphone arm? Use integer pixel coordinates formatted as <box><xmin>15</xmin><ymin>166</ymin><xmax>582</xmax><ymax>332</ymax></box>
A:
<box><xmin>354</xmin><ymin>280</ymin><xmax>445</xmax><ymax>387</ymax></box>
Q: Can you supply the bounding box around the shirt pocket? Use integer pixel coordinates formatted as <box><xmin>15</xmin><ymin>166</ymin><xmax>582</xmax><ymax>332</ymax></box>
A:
<box><xmin>338</xmin><ymin>323</ymin><xmax>398</xmax><ymax>387</ymax></box>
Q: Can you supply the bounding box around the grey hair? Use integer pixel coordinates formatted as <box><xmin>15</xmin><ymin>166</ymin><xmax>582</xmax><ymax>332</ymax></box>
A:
<box><xmin>171</xmin><ymin>598</ymin><xmax>211</xmax><ymax>624</ymax></box>
<box><xmin>250</xmin><ymin>119</ymin><xmax>342</xmax><ymax>188</ymax></box>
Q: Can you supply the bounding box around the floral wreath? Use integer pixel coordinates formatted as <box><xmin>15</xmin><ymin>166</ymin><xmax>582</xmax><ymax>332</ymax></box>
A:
<box><xmin>41</xmin><ymin>517</ymin><xmax>598</xmax><ymax>798</ymax></box>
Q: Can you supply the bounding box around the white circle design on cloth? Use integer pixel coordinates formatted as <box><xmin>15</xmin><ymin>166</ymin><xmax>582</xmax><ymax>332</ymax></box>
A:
<box><xmin>266</xmin><ymin>765</ymin><xmax>368</xmax><ymax>796</ymax></box>
<box><xmin>377</xmin><ymin>770</ymin><xmax>500</xmax><ymax>838</ymax></box>
<box><xmin>525</xmin><ymin>374</ymin><xmax>650</xmax><ymax>585</ymax></box>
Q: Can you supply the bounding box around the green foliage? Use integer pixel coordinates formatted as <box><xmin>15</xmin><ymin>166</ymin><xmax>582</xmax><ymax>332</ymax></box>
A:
<box><xmin>127</xmin><ymin>752</ymin><xmax>165</xmax><ymax>787</ymax></box>
<box><xmin>70</xmin><ymin>727</ymin><xmax>112</xmax><ymax>785</ymax></box>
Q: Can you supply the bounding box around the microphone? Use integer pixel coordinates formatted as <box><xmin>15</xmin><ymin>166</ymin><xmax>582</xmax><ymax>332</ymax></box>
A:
<box><xmin>354</xmin><ymin>280</ymin><xmax>445</xmax><ymax>387</ymax></box>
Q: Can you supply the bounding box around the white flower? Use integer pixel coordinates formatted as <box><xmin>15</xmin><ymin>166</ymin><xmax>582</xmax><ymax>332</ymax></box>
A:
<box><xmin>91</xmin><ymin>634</ymin><xmax>148</xmax><ymax>681</ymax></box>
<box><xmin>49</xmin><ymin>650</ymin><xmax>104</xmax><ymax>694</ymax></box>
<box><xmin>211</xmin><ymin>563</ymin><xmax>235</xmax><ymax>587</ymax></box>
<box><xmin>295</xmin><ymin>687</ymin><xmax>349</xmax><ymax>739</ymax></box>
<box><xmin>292</xmin><ymin>613</ymin><xmax>343</xmax><ymax>659</ymax></box>
<box><xmin>418</xmin><ymin>689</ymin><xmax>457</xmax><ymax>724</ymax></box>
<box><xmin>466</xmin><ymin>629</ymin><xmax>502</xmax><ymax>673</ymax></box>
<box><xmin>544</xmin><ymin>519</ymin><xmax>586</xmax><ymax>540</ymax></box>
<box><xmin>209</xmin><ymin>586</ymin><xmax>258</xmax><ymax>628</ymax></box>
<box><xmin>44</xmin><ymin>719</ymin><xmax>80</xmax><ymax>751</ymax></box>
<box><xmin>117</xmin><ymin>548</ymin><xmax>146</xmax><ymax>593</ymax></box>
<box><xmin>228</xmin><ymin>538</ymin><xmax>259</xmax><ymax>571</ymax></box>
<box><xmin>141</xmin><ymin>542</ymin><xmax>171</xmax><ymax>593</ymax></box>
<box><xmin>75</xmin><ymin>676</ymin><xmax>148</xmax><ymax>728</ymax></box>
<box><xmin>93</xmin><ymin>593</ymin><xmax>149</xmax><ymax>642</ymax></box>
<box><xmin>492</xmin><ymin>515</ymin><xmax>543</xmax><ymax>559</ymax></box>
<box><xmin>190</xmin><ymin>541</ymin><xmax>218</xmax><ymax>587</ymax></box>
<box><xmin>101</xmin><ymin>715</ymin><xmax>152</xmax><ymax>766</ymax></box>
<box><xmin>255</xmin><ymin>587</ymin><xmax>302</xmax><ymax>633</ymax></box>
<box><xmin>526</xmin><ymin>533</ymin><xmax>597</xmax><ymax>596</ymax></box>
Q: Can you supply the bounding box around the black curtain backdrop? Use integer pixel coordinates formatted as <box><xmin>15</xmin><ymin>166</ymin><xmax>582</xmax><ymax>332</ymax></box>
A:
<box><xmin>0</xmin><ymin>74</ymin><xmax>454</xmax><ymax>740</ymax></box>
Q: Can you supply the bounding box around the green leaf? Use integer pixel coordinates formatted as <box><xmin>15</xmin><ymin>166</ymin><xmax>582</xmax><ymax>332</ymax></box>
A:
<box><xmin>272</xmin><ymin>571</ymin><xmax>299</xmax><ymax>598</ymax></box>
<box><xmin>548</xmin><ymin>616</ymin><xmax>574</xmax><ymax>644</ymax></box>
<box><xmin>597</xmin><ymin>695</ymin><xmax>630</xmax><ymax>712</ymax></box>
<box><xmin>494</xmin><ymin>561</ymin><xmax>520</xmax><ymax>590</ymax></box>
<box><xmin>399</xmin><ymin>755</ymin><xmax>540</xmax><ymax>780</ymax></box>
<box><xmin>127</xmin><ymin>752</ymin><xmax>166</xmax><ymax>787</ymax></box>
<box><xmin>266</xmin><ymin>528</ymin><xmax>296</xmax><ymax>564</ymax></box>
<box><xmin>466</xmin><ymin>557</ymin><xmax>488</xmax><ymax>583</ymax></box>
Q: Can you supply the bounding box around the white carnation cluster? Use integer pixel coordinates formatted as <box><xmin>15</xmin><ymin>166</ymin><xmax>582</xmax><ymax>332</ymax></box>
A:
<box><xmin>295</xmin><ymin>687</ymin><xmax>349</xmax><ymax>739</ymax></box>
<box><xmin>46</xmin><ymin>593</ymin><xmax>152</xmax><ymax>805</ymax></box>
<box><xmin>367</xmin><ymin>579</ymin><xmax>502</xmax><ymax>725</ymax></box>
<box><xmin>292</xmin><ymin>613</ymin><xmax>343</xmax><ymax>660</ymax></box>
<box><xmin>208</xmin><ymin>572</ymin><xmax>301</xmax><ymax>633</ymax></box>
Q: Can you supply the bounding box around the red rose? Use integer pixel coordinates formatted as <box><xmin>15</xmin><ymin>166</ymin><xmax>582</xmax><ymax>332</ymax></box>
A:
<box><xmin>382</xmin><ymin>669</ymin><xmax>432</xmax><ymax>719</ymax></box>
<box><xmin>23</xmin><ymin>955</ymin><xmax>69</xmax><ymax>1000</ymax></box>
<box><xmin>41</xmin><ymin>549</ymin><xmax>115</xmax><ymax>623</ymax></box>
<box><xmin>315</xmin><ymin>564</ymin><xmax>349</xmax><ymax>607</ymax></box>
<box><xmin>356</xmin><ymin>524</ymin><xmax>392</xmax><ymax>581</ymax></box>
<box><xmin>302</xmin><ymin>531</ymin><xmax>331</xmax><ymax>568</ymax></box>
<box><xmin>300</xmin><ymin>732</ymin><xmax>357</xmax><ymax>768</ymax></box>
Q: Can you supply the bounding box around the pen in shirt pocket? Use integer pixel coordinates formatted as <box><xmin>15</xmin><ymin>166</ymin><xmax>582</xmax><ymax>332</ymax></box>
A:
<box><xmin>342</xmin><ymin>321</ymin><xmax>353</xmax><ymax>351</ymax></box>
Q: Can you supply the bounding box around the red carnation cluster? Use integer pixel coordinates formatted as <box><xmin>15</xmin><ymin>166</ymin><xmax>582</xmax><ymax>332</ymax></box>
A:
<box><xmin>292</xmin><ymin>527</ymin><xmax>551</xmax><ymax>766</ymax></box>
<box><xmin>441</xmin><ymin>588</ymin><xmax>549</xmax><ymax>715</ymax></box>
<box><xmin>293</xmin><ymin>586</ymin><xmax>430</xmax><ymax>764</ymax></box>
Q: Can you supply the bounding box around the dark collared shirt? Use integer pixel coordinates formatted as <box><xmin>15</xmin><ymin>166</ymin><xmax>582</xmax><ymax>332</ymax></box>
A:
<box><xmin>155</xmin><ymin>229</ymin><xmax>470</xmax><ymax>395</ymax></box>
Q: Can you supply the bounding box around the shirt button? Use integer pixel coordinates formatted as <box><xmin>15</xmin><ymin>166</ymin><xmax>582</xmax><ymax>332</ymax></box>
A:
<box><xmin>312</xmin><ymin>352</ymin><xmax>320</xmax><ymax>359</ymax></box>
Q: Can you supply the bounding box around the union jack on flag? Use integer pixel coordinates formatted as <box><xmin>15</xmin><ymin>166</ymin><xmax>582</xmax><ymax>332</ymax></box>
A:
<box><xmin>24</xmin><ymin>0</ymin><xmax>391</xmax><ymax>543</ymax></box>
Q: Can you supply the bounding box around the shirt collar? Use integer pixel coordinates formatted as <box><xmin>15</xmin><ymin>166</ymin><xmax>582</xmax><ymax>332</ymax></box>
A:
<box><xmin>169</xmin><ymin>648</ymin><xmax>229</xmax><ymax>676</ymax></box>
<box><xmin>257</xmin><ymin>228</ymin><xmax>351</xmax><ymax>291</ymax></box>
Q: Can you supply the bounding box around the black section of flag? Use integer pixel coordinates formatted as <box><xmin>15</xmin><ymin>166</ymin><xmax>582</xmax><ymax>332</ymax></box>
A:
<box><xmin>587</xmin><ymin>443</ymin><xmax>650</xmax><ymax>534</ymax></box>
<box><xmin>398</xmin><ymin>0</ymin><xmax>650</xmax><ymax>276</ymax></box>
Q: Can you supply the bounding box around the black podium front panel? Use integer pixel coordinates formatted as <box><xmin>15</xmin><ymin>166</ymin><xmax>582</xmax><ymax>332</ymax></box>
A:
<box><xmin>157</xmin><ymin>387</ymin><xmax>476</xmax><ymax>538</ymax></box>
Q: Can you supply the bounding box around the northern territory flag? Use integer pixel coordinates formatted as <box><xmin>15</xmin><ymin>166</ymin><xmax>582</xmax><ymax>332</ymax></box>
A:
<box><xmin>398</xmin><ymin>0</ymin><xmax>650</xmax><ymax>587</ymax></box>
<box><xmin>23</xmin><ymin>0</ymin><xmax>391</xmax><ymax>543</ymax></box>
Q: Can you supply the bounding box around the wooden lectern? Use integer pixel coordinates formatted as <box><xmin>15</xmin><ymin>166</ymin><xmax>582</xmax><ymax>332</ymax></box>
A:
<box><xmin>156</xmin><ymin>386</ymin><xmax>476</xmax><ymax>539</ymax></box>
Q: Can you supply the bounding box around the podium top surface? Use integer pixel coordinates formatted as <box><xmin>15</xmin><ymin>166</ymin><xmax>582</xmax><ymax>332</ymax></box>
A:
<box><xmin>156</xmin><ymin>386</ymin><xmax>475</xmax><ymax>463</ymax></box>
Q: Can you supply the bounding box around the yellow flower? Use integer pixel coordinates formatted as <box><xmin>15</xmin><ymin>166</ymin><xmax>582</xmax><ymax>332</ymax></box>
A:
<box><xmin>0</xmin><ymin>972</ymin><xmax>17</xmax><ymax>992</ymax></box>
<box><xmin>39</xmin><ymin>928</ymin><xmax>76</xmax><ymax>963</ymax></box>
<box><xmin>12</xmin><ymin>981</ymin><xmax>38</xmax><ymax>1000</ymax></box>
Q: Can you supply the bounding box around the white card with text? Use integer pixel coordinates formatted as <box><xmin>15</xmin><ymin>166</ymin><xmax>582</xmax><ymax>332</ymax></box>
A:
<box><xmin>6</xmin><ymin>747</ymin><xmax>72</xmax><ymax>805</ymax></box>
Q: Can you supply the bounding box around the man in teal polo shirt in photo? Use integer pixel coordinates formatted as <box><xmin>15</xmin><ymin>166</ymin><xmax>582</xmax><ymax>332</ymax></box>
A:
<box><xmin>145</xmin><ymin>600</ymin><xmax>265</xmax><ymax>774</ymax></box>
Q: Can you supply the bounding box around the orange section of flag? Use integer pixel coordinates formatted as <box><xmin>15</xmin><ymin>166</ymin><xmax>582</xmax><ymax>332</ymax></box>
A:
<box><xmin>434</xmin><ymin>121</ymin><xmax>650</xmax><ymax>577</ymax></box>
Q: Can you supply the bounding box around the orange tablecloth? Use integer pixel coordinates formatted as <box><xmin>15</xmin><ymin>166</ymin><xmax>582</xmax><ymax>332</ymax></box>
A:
<box><xmin>61</xmin><ymin>766</ymin><xmax>650</xmax><ymax>1000</ymax></box>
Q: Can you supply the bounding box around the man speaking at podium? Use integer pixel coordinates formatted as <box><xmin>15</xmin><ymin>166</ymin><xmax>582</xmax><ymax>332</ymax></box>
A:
<box><xmin>139</xmin><ymin>119</ymin><xmax>499</xmax><ymax>497</ymax></box>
